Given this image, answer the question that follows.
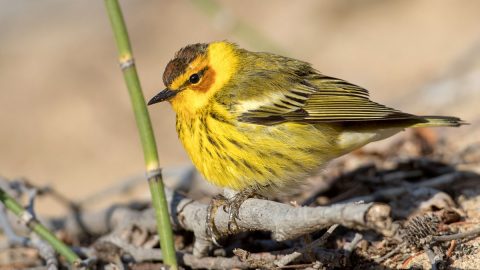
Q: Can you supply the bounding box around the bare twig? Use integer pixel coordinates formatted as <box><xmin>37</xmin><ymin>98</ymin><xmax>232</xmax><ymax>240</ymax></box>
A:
<box><xmin>446</xmin><ymin>240</ymin><xmax>456</xmax><ymax>258</ymax></box>
<box><xmin>31</xmin><ymin>234</ymin><xmax>58</xmax><ymax>270</ymax></box>
<box><xmin>374</xmin><ymin>242</ymin><xmax>407</xmax><ymax>263</ymax></box>
<box><xmin>0</xmin><ymin>204</ymin><xmax>29</xmax><ymax>246</ymax></box>
<box><xmin>274</xmin><ymin>251</ymin><xmax>304</xmax><ymax>268</ymax></box>
<box><xmin>345</xmin><ymin>233</ymin><xmax>363</xmax><ymax>257</ymax></box>
<box><xmin>432</xmin><ymin>226</ymin><xmax>480</xmax><ymax>242</ymax></box>
<box><xmin>234</xmin><ymin>247</ymin><xmax>346</xmax><ymax>269</ymax></box>
<box><xmin>274</xmin><ymin>224</ymin><xmax>339</xmax><ymax>267</ymax></box>
<box><xmin>423</xmin><ymin>245</ymin><xmax>444</xmax><ymax>270</ymax></box>
<box><xmin>27</xmin><ymin>189</ymin><xmax>38</xmax><ymax>216</ymax></box>
<box><xmin>309</xmin><ymin>224</ymin><xmax>340</xmax><ymax>248</ymax></box>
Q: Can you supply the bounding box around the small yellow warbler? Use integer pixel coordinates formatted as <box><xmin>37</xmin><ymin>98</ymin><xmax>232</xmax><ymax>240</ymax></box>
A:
<box><xmin>149</xmin><ymin>41</ymin><xmax>463</xmax><ymax>193</ymax></box>
<box><xmin>148</xmin><ymin>41</ymin><xmax>464</xmax><ymax>230</ymax></box>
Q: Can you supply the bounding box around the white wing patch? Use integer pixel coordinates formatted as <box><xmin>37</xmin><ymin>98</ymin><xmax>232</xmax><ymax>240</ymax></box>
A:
<box><xmin>234</xmin><ymin>91</ymin><xmax>293</xmax><ymax>114</ymax></box>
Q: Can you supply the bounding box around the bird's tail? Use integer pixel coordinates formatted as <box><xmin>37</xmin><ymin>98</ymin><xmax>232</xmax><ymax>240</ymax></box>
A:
<box><xmin>411</xmin><ymin>116</ymin><xmax>467</xmax><ymax>128</ymax></box>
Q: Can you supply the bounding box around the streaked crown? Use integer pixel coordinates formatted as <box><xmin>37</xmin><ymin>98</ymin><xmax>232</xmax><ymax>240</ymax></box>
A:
<box><xmin>163</xmin><ymin>43</ymin><xmax>208</xmax><ymax>87</ymax></box>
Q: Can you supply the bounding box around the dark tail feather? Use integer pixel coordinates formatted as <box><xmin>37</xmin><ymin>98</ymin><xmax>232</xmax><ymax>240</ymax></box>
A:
<box><xmin>411</xmin><ymin>116</ymin><xmax>467</xmax><ymax>128</ymax></box>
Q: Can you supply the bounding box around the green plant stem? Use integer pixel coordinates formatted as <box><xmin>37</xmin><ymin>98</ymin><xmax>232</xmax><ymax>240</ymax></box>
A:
<box><xmin>0</xmin><ymin>188</ymin><xmax>80</xmax><ymax>265</ymax></box>
<box><xmin>104</xmin><ymin>0</ymin><xmax>178</xmax><ymax>268</ymax></box>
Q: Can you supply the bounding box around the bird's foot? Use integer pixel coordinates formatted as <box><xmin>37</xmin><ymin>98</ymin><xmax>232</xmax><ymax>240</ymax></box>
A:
<box><xmin>222</xmin><ymin>189</ymin><xmax>260</xmax><ymax>233</ymax></box>
<box><xmin>205</xmin><ymin>189</ymin><xmax>260</xmax><ymax>244</ymax></box>
<box><xmin>206</xmin><ymin>194</ymin><xmax>227</xmax><ymax>246</ymax></box>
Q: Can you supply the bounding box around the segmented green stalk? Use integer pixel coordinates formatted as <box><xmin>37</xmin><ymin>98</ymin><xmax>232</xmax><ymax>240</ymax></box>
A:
<box><xmin>0</xmin><ymin>188</ymin><xmax>80</xmax><ymax>265</ymax></box>
<box><xmin>104</xmin><ymin>0</ymin><xmax>178</xmax><ymax>268</ymax></box>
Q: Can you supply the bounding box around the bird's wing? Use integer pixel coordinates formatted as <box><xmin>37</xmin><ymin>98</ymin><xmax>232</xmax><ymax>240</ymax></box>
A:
<box><xmin>238</xmin><ymin>75</ymin><xmax>421</xmax><ymax>125</ymax></box>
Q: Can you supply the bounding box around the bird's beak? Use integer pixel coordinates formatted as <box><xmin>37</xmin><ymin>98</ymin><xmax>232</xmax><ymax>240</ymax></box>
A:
<box><xmin>148</xmin><ymin>88</ymin><xmax>177</xmax><ymax>105</ymax></box>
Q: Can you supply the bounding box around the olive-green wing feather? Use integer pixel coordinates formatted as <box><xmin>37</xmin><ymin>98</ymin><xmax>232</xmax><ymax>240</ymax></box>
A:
<box><xmin>238</xmin><ymin>74</ymin><xmax>421</xmax><ymax>125</ymax></box>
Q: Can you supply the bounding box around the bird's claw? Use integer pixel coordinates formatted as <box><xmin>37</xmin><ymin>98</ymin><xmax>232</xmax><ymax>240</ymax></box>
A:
<box><xmin>205</xmin><ymin>189</ymin><xmax>259</xmax><ymax>244</ymax></box>
<box><xmin>223</xmin><ymin>192</ymin><xmax>248</xmax><ymax>234</ymax></box>
<box><xmin>206</xmin><ymin>194</ymin><xmax>226</xmax><ymax>246</ymax></box>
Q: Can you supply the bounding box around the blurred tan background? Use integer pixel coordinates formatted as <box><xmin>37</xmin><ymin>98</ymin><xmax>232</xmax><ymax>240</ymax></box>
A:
<box><xmin>1</xmin><ymin>1</ymin><xmax>479</xmax><ymax>212</ymax></box>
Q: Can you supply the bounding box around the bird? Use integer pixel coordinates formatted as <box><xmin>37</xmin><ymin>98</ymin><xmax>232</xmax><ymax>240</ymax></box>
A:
<box><xmin>148</xmin><ymin>41</ymin><xmax>464</xmax><ymax>237</ymax></box>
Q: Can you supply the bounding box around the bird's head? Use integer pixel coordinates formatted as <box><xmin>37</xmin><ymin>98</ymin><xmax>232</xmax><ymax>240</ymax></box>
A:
<box><xmin>148</xmin><ymin>41</ymin><xmax>239</xmax><ymax>117</ymax></box>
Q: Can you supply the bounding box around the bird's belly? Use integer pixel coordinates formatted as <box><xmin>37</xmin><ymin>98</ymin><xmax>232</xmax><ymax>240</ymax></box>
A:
<box><xmin>177</xmin><ymin>115</ymin><xmax>344</xmax><ymax>194</ymax></box>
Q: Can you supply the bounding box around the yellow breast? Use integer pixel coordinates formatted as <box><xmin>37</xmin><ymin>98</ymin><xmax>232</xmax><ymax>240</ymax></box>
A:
<box><xmin>175</xmin><ymin>102</ymin><xmax>345</xmax><ymax>193</ymax></box>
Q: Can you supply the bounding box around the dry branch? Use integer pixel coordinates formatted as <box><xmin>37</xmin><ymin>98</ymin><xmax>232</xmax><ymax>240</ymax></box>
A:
<box><xmin>46</xmin><ymin>188</ymin><xmax>394</xmax><ymax>257</ymax></box>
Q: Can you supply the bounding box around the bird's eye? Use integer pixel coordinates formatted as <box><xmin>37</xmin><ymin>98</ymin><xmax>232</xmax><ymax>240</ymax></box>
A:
<box><xmin>189</xmin><ymin>73</ymin><xmax>200</xmax><ymax>84</ymax></box>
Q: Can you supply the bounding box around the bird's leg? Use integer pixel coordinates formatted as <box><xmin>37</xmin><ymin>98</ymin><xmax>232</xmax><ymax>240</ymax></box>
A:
<box><xmin>223</xmin><ymin>188</ymin><xmax>261</xmax><ymax>234</ymax></box>
<box><xmin>206</xmin><ymin>189</ymin><xmax>261</xmax><ymax>244</ymax></box>
<box><xmin>206</xmin><ymin>194</ymin><xmax>227</xmax><ymax>246</ymax></box>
